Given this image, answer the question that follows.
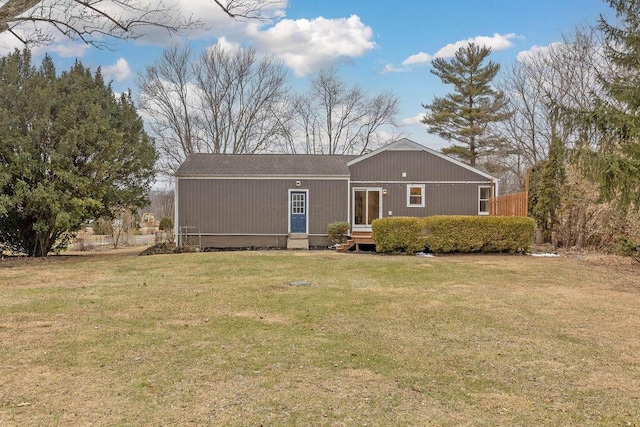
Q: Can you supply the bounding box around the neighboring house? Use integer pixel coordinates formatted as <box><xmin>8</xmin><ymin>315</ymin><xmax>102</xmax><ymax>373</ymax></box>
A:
<box><xmin>174</xmin><ymin>138</ymin><xmax>498</xmax><ymax>249</ymax></box>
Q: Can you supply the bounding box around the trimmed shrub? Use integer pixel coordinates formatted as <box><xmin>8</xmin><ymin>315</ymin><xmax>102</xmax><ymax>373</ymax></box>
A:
<box><xmin>327</xmin><ymin>221</ymin><xmax>350</xmax><ymax>244</ymax></box>
<box><xmin>371</xmin><ymin>216</ymin><xmax>536</xmax><ymax>255</ymax></box>
<box><xmin>372</xmin><ymin>217</ymin><xmax>426</xmax><ymax>255</ymax></box>
<box><xmin>423</xmin><ymin>215</ymin><xmax>536</xmax><ymax>254</ymax></box>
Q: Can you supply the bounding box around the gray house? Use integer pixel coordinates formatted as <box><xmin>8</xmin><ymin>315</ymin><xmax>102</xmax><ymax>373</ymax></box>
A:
<box><xmin>174</xmin><ymin>138</ymin><xmax>498</xmax><ymax>249</ymax></box>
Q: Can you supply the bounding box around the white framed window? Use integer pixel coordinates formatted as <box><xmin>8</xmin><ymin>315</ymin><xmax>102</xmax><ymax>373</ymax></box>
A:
<box><xmin>407</xmin><ymin>184</ymin><xmax>425</xmax><ymax>207</ymax></box>
<box><xmin>479</xmin><ymin>186</ymin><xmax>491</xmax><ymax>215</ymax></box>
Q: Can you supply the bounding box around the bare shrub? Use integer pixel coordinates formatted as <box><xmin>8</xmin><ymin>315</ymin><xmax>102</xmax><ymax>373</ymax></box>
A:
<box><xmin>555</xmin><ymin>167</ymin><xmax>640</xmax><ymax>252</ymax></box>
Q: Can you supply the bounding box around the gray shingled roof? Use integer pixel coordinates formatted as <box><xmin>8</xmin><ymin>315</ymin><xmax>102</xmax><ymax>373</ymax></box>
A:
<box><xmin>175</xmin><ymin>153</ymin><xmax>358</xmax><ymax>177</ymax></box>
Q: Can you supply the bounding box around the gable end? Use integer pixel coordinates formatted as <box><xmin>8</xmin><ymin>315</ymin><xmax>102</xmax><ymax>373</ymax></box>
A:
<box><xmin>348</xmin><ymin>138</ymin><xmax>496</xmax><ymax>181</ymax></box>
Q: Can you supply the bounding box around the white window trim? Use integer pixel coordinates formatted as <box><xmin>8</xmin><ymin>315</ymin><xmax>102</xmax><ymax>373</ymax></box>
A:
<box><xmin>406</xmin><ymin>184</ymin><xmax>425</xmax><ymax>208</ymax></box>
<box><xmin>478</xmin><ymin>185</ymin><xmax>491</xmax><ymax>216</ymax></box>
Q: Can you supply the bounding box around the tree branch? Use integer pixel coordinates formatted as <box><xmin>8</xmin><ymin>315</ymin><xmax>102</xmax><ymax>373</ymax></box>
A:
<box><xmin>0</xmin><ymin>0</ymin><xmax>281</xmax><ymax>47</ymax></box>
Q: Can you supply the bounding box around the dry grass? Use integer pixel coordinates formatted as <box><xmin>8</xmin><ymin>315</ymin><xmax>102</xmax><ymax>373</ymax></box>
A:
<box><xmin>1</xmin><ymin>249</ymin><xmax>639</xmax><ymax>426</ymax></box>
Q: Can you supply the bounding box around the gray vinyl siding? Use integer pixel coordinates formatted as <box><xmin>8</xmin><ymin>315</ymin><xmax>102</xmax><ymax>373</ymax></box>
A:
<box><xmin>349</xmin><ymin>150</ymin><xmax>489</xmax><ymax>182</ymax></box>
<box><xmin>350</xmin><ymin>151</ymin><xmax>492</xmax><ymax>217</ymax></box>
<box><xmin>355</xmin><ymin>182</ymin><xmax>483</xmax><ymax>217</ymax></box>
<box><xmin>177</xmin><ymin>178</ymin><xmax>348</xmax><ymax>243</ymax></box>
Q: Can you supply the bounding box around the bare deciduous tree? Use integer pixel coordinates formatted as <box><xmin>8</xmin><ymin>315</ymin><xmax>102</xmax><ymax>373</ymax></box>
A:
<box><xmin>147</xmin><ymin>188</ymin><xmax>174</xmax><ymax>221</ymax></box>
<box><xmin>495</xmin><ymin>28</ymin><xmax>605</xmax><ymax>190</ymax></box>
<box><xmin>137</xmin><ymin>44</ymin><xmax>200</xmax><ymax>173</ymax></box>
<box><xmin>289</xmin><ymin>67</ymin><xmax>401</xmax><ymax>155</ymax></box>
<box><xmin>0</xmin><ymin>0</ymin><xmax>282</xmax><ymax>47</ymax></box>
<box><xmin>194</xmin><ymin>44</ymin><xmax>291</xmax><ymax>155</ymax></box>
<box><xmin>137</xmin><ymin>43</ymin><xmax>292</xmax><ymax>173</ymax></box>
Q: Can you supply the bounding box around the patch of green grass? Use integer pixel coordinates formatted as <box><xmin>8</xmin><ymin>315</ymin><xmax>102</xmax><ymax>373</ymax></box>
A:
<box><xmin>1</xmin><ymin>251</ymin><xmax>639</xmax><ymax>425</ymax></box>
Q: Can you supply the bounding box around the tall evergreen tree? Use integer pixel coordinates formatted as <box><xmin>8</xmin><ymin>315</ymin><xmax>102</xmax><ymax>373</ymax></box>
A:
<box><xmin>0</xmin><ymin>49</ymin><xmax>156</xmax><ymax>256</ymax></box>
<box><xmin>422</xmin><ymin>43</ymin><xmax>511</xmax><ymax>166</ymax></box>
<box><xmin>529</xmin><ymin>136</ymin><xmax>567</xmax><ymax>239</ymax></box>
<box><xmin>573</xmin><ymin>0</ymin><xmax>640</xmax><ymax>210</ymax></box>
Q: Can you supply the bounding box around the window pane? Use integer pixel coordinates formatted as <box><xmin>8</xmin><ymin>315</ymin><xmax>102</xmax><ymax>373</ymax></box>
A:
<box><xmin>354</xmin><ymin>190</ymin><xmax>366</xmax><ymax>225</ymax></box>
<box><xmin>368</xmin><ymin>191</ymin><xmax>380</xmax><ymax>223</ymax></box>
<box><xmin>292</xmin><ymin>194</ymin><xmax>305</xmax><ymax>214</ymax></box>
<box><xmin>480</xmin><ymin>187</ymin><xmax>491</xmax><ymax>200</ymax></box>
<box><xmin>408</xmin><ymin>185</ymin><xmax>423</xmax><ymax>206</ymax></box>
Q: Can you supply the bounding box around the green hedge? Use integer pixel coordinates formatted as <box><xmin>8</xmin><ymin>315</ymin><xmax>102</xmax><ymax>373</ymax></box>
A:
<box><xmin>372</xmin><ymin>216</ymin><xmax>536</xmax><ymax>254</ymax></box>
<box><xmin>424</xmin><ymin>216</ymin><xmax>535</xmax><ymax>254</ymax></box>
<box><xmin>371</xmin><ymin>217</ymin><xmax>426</xmax><ymax>255</ymax></box>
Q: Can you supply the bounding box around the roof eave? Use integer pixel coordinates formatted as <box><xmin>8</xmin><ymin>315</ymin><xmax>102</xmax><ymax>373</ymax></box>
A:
<box><xmin>175</xmin><ymin>174</ymin><xmax>352</xmax><ymax>179</ymax></box>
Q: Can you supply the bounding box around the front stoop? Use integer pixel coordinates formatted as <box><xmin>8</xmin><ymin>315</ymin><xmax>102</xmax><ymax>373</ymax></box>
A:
<box><xmin>287</xmin><ymin>233</ymin><xmax>309</xmax><ymax>250</ymax></box>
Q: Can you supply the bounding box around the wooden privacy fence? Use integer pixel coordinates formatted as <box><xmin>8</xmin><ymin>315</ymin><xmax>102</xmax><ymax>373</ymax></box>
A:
<box><xmin>490</xmin><ymin>191</ymin><xmax>528</xmax><ymax>217</ymax></box>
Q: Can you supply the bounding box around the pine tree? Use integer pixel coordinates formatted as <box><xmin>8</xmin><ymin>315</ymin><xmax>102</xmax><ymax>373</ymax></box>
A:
<box><xmin>574</xmin><ymin>0</ymin><xmax>640</xmax><ymax>210</ymax></box>
<box><xmin>0</xmin><ymin>49</ymin><xmax>156</xmax><ymax>256</ymax></box>
<box><xmin>422</xmin><ymin>42</ymin><xmax>511</xmax><ymax>166</ymax></box>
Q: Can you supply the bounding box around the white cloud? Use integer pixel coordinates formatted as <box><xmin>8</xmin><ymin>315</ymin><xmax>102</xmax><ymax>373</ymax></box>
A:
<box><xmin>0</xmin><ymin>27</ymin><xmax>88</xmax><ymax>58</ymax></box>
<box><xmin>516</xmin><ymin>42</ymin><xmax>562</xmax><ymax>63</ymax></box>
<box><xmin>401</xmin><ymin>113</ymin><xmax>426</xmax><ymax>126</ymax></box>
<box><xmin>45</xmin><ymin>43</ymin><xmax>91</xmax><ymax>58</ymax></box>
<box><xmin>250</xmin><ymin>14</ymin><xmax>376</xmax><ymax>77</ymax></box>
<box><xmin>434</xmin><ymin>33</ymin><xmax>518</xmax><ymax>59</ymax></box>
<box><xmin>129</xmin><ymin>0</ymin><xmax>288</xmax><ymax>45</ymax></box>
<box><xmin>381</xmin><ymin>63</ymin><xmax>409</xmax><ymax>74</ymax></box>
<box><xmin>213</xmin><ymin>37</ymin><xmax>242</xmax><ymax>53</ymax></box>
<box><xmin>0</xmin><ymin>33</ymin><xmax>28</xmax><ymax>56</ymax></box>
<box><xmin>401</xmin><ymin>33</ymin><xmax>519</xmax><ymax>67</ymax></box>
<box><xmin>102</xmin><ymin>58</ymin><xmax>132</xmax><ymax>82</ymax></box>
<box><xmin>402</xmin><ymin>52</ymin><xmax>433</xmax><ymax>66</ymax></box>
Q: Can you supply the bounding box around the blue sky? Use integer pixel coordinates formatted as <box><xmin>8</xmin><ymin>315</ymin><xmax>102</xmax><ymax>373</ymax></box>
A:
<box><xmin>1</xmin><ymin>0</ymin><xmax>613</xmax><ymax>151</ymax></box>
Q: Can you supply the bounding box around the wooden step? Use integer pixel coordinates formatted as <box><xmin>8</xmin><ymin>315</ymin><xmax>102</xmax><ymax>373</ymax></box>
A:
<box><xmin>334</xmin><ymin>232</ymin><xmax>374</xmax><ymax>252</ymax></box>
<box><xmin>335</xmin><ymin>239</ymin><xmax>355</xmax><ymax>253</ymax></box>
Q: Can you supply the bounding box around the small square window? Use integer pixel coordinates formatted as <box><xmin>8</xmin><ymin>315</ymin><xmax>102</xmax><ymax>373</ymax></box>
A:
<box><xmin>407</xmin><ymin>184</ymin><xmax>425</xmax><ymax>207</ymax></box>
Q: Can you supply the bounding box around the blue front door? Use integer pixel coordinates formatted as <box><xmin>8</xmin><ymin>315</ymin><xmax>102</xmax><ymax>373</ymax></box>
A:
<box><xmin>290</xmin><ymin>191</ymin><xmax>307</xmax><ymax>233</ymax></box>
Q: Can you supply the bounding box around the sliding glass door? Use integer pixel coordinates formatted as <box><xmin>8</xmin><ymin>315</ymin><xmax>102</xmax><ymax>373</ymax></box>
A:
<box><xmin>353</xmin><ymin>188</ymin><xmax>382</xmax><ymax>230</ymax></box>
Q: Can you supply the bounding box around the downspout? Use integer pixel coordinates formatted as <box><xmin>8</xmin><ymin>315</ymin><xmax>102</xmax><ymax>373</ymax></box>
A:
<box><xmin>174</xmin><ymin>177</ymin><xmax>180</xmax><ymax>247</ymax></box>
<box><xmin>524</xmin><ymin>169</ymin><xmax>530</xmax><ymax>216</ymax></box>
<box><xmin>347</xmin><ymin>175</ymin><xmax>351</xmax><ymax>234</ymax></box>
<box><xmin>489</xmin><ymin>178</ymin><xmax>495</xmax><ymax>216</ymax></box>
